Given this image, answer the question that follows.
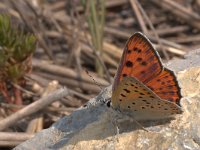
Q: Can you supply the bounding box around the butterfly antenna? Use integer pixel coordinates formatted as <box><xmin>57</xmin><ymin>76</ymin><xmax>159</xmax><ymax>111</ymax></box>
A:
<box><xmin>85</xmin><ymin>70</ymin><xmax>102</xmax><ymax>90</ymax></box>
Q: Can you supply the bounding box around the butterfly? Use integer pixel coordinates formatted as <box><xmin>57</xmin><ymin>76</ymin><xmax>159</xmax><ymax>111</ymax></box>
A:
<box><xmin>111</xmin><ymin>32</ymin><xmax>182</xmax><ymax>120</ymax></box>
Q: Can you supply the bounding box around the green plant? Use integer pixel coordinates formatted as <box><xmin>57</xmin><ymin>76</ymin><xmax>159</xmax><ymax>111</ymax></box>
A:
<box><xmin>0</xmin><ymin>14</ymin><xmax>36</xmax><ymax>105</ymax></box>
<box><xmin>81</xmin><ymin>0</ymin><xmax>105</xmax><ymax>76</ymax></box>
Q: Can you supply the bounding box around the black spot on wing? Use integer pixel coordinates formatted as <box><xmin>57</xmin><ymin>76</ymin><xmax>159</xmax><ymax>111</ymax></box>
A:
<box><xmin>126</xmin><ymin>61</ymin><xmax>134</xmax><ymax>67</ymax></box>
<box><xmin>123</xmin><ymin>89</ymin><xmax>130</xmax><ymax>93</ymax></box>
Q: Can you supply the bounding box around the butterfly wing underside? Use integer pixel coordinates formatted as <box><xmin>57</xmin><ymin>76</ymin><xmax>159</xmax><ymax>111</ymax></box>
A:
<box><xmin>113</xmin><ymin>32</ymin><xmax>163</xmax><ymax>91</ymax></box>
<box><xmin>112</xmin><ymin>32</ymin><xmax>182</xmax><ymax>105</ymax></box>
<box><xmin>146</xmin><ymin>68</ymin><xmax>182</xmax><ymax>105</ymax></box>
<box><xmin>111</xmin><ymin>77</ymin><xmax>182</xmax><ymax>120</ymax></box>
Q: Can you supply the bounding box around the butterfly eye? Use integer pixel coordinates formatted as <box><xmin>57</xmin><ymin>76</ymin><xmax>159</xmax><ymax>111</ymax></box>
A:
<box><xmin>106</xmin><ymin>101</ymin><xmax>111</xmax><ymax>107</ymax></box>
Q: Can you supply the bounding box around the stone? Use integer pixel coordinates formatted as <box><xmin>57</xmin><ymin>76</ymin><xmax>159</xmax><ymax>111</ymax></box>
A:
<box><xmin>14</xmin><ymin>50</ymin><xmax>200</xmax><ymax>150</ymax></box>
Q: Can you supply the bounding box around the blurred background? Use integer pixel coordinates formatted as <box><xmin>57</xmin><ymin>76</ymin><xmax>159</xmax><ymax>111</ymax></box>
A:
<box><xmin>0</xmin><ymin>0</ymin><xmax>199</xmax><ymax>148</ymax></box>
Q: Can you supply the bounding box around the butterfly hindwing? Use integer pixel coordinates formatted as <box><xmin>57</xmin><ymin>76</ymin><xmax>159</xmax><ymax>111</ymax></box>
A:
<box><xmin>112</xmin><ymin>77</ymin><xmax>182</xmax><ymax>120</ymax></box>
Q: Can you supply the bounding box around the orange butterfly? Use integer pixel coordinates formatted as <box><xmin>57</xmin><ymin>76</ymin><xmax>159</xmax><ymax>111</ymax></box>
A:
<box><xmin>111</xmin><ymin>32</ymin><xmax>182</xmax><ymax>120</ymax></box>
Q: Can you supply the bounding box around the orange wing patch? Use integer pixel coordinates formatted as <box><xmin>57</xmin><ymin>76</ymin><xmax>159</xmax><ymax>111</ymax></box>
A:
<box><xmin>113</xmin><ymin>32</ymin><xmax>163</xmax><ymax>91</ymax></box>
<box><xmin>146</xmin><ymin>68</ymin><xmax>182</xmax><ymax>105</ymax></box>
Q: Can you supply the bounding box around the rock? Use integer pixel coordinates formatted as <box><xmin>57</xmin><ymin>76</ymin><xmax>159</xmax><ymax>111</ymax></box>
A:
<box><xmin>14</xmin><ymin>50</ymin><xmax>200</xmax><ymax>150</ymax></box>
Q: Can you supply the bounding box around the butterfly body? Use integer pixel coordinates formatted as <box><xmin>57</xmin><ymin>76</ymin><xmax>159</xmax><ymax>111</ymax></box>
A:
<box><xmin>111</xmin><ymin>32</ymin><xmax>182</xmax><ymax>120</ymax></box>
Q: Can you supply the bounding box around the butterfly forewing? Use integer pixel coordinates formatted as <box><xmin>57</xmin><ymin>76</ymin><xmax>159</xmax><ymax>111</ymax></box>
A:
<box><xmin>112</xmin><ymin>77</ymin><xmax>182</xmax><ymax>120</ymax></box>
<box><xmin>113</xmin><ymin>32</ymin><xmax>163</xmax><ymax>91</ymax></box>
